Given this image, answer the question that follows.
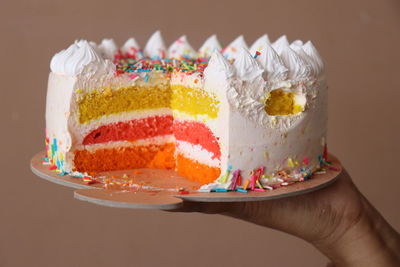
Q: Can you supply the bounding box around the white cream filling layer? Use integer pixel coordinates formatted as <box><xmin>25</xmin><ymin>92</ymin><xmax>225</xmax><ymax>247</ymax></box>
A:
<box><xmin>176</xmin><ymin>140</ymin><xmax>220</xmax><ymax>167</ymax></box>
<box><xmin>75</xmin><ymin>135</ymin><xmax>175</xmax><ymax>152</ymax></box>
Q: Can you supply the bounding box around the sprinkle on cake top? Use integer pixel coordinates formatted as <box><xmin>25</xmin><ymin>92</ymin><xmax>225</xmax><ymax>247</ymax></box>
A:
<box><xmin>114</xmin><ymin>54</ymin><xmax>209</xmax><ymax>78</ymax></box>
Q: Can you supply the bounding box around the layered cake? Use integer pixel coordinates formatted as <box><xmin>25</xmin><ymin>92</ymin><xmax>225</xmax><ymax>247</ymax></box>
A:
<box><xmin>45</xmin><ymin>31</ymin><xmax>327</xmax><ymax>192</ymax></box>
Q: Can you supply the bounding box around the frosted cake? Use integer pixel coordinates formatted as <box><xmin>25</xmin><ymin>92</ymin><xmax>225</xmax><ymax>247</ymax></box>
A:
<box><xmin>45</xmin><ymin>31</ymin><xmax>327</xmax><ymax>192</ymax></box>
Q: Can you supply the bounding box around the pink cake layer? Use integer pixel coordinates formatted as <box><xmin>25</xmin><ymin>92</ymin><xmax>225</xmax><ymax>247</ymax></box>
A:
<box><xmin>83</xmin><ymin>115</ymin><xmax>173</xmax><ymax>145</ymax></box>
<box><xmin>173</xmin><ymin>120</ymin><xmax>221</xmax><ymax>160</ymax></box>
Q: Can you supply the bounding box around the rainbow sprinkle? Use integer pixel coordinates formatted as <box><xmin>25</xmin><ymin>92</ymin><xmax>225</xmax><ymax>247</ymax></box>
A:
<box><xmin>114</xmin><ymin>55</ymin><xmax>209</xmax><ymax>78</ymax></box>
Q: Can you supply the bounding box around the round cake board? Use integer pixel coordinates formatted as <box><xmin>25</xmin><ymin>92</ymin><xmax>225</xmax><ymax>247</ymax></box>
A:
<box><xmin>31</xmin><ymin>151</ymin><xmax>342</xmax><ymax>210</ymax></box>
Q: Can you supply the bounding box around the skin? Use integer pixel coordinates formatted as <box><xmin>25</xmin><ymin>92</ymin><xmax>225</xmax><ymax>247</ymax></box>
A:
<box><xmin>172</xmin><ymin>170</ymin><xmax>400</xmax><ymax>267</ymax></box>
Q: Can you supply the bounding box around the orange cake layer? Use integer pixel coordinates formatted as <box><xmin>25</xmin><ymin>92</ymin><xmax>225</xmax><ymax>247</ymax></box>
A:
<box><xmin>74</xmin><ymin>143</ymin><xmax>175</xmax><ymax>172</ymax></box>
<box><xmin>176</xmin><ymin>154</ymin><xmax>221</xmax><ymax>185</ymax></box>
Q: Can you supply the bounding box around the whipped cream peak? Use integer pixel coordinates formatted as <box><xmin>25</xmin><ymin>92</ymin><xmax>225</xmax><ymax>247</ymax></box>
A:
<box><xmin>204</xmin><ymin>50</ymin><xmax>235</xmax><ymax>79</ymax></box>
<box><xmin>88</xmin><ymin>41</ymin><xmax>99</xmax><ymax>50</ymax></box>
<box><xmin>290</xmin><ymin>40</ymin><xmax>304</xmax><ymax>48</ymax></box>
<box><xmin>198</xmin><ymin>34</ymin><xmax>222</xmax><ymax>58</ymax></box>
<box><xmin>289</xmin><ymin>43</ymin><xmax>320</xmax><ymax>77</ymax></box>
<box><xmin>223</xmin><ymin>35</ymin><xmax>248</xmax><ymax>60</ymax></box>
<box><xmin>87</xmin><ymin>41</ymin><xmax>103</xmax><ymax>58</ymax></box>
<box><xmin>233</xmin><ymin>47</ymin><xmax>264</xmax><ymax>81</ymax></box>
<box><xmin>250</xmin><ymin>34</ymin><xmax>270</xmax><ymax>56</ymax></box>
<box><xmin>121</xmin><ymin>37</ymin><xmax>140</xmax><ymax>55</ymax></box>
<box><xmin>79</xmin><ymin>58</ymin><xmax>116</xmax><ymax>78</ymax></box>
<box><xmin>256</xmin><ymin>42</ymin><xmax>288</xmax><ymax>82</ymax></box>
<box><xmin>50</xmin><ymin>40</ymin><xmax>113</xmax><ymax>76</ymax></box>
<box><xmin>302</xmin><ymin>41</ymin><xmax>324</xmax><ymax>73</ymax></box>
<box><xmin>74</xmin><ymin>39</ymin><xmax>87</xmax><ymax>47</ymax></box>
<box><xmin>168</xmin><ymin>35</ymin><xmax>197</xmax><ymax>59</ymax></box>
<box><xmin>272</xmin><ymin>35</ymin><xmax>290</xmax><ymax>55</ymax></box>
<box><xmin>280</xmin><ymin>46</ymin><xmax>312</xmax><ymax>80</ymax></box>
<box><xmin>98</xmin><ymin>39</ymin><xmax>118</xmax><ymax>60</ymax></box>
<box><xmin>50</xmin><ymin>43</ymin><xmax>77</xmax><ymax>75</ymax></box>
<box><xmin>144</xmin><ymin>30</ymin><xmax>167</xmax><ymax>59</ymax></box>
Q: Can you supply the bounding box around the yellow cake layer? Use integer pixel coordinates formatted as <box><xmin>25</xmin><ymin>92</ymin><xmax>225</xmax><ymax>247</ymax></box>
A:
<box><xmin>170</xmin><ymin>85</ymin><xmax>219</xmax><ymax>118</ymax></box>
<box><xmin>78</xmin><ymin>86</ymin><xmax>172</xmax><ymax>124</ymax></box>
<box><xmin>265</xmin><ymin>89</ymin><xmax>303</xmax><ymax>115</ymax></box>
<box><xmin>78</xmin><ymin>84</ymin><xmax>220</xmax><ymax>124</ymax></box>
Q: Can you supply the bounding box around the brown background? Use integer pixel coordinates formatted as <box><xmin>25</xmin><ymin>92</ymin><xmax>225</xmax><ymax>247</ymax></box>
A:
<box><xmin>1</xmin><ymin>0</ymin><xmax>399</xmax><ymax>266</ymax></box>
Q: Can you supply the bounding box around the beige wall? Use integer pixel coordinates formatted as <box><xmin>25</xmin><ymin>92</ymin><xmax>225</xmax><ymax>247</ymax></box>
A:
<box><xmin>1</xmin><ymin>0</ymin><xmax>399</xmax><ymax>266</ymax></box>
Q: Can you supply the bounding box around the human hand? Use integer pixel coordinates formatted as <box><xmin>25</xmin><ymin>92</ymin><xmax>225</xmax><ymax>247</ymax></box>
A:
<box><xmin>173</xmin><ymin>170</ymin><xmax>400</xmax><ymax>267</ymax></box>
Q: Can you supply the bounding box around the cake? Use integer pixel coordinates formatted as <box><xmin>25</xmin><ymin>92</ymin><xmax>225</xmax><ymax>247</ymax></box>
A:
<box><xmin>45</xmin><ymin>31</ymin><xmax>327</xmax><ymax>192</ymax></box>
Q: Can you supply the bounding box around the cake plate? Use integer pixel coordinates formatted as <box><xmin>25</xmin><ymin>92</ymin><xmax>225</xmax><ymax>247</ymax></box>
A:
<box><xmin>31</xmin><ymin>151</ymin><xmax>342</xmax><ymax>210</ymax></box>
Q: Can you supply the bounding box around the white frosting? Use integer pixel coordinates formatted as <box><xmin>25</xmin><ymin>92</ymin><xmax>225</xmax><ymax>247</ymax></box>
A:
<box><xmin>279</xmin><ymin>46</ymin><xmax>312</xmax><ymax>80</ymax></box>
<box><xmin>250</xmin><ymin>34</ymin><xmax>270</xmax><ymax>56</ymax></box>
<box><xmin>233</xmin><ymin>47</ymin><xmax>264</xmax><ymax>82</ymax></box>
<box><xmin>223</xmin><ymin>35</ymin><xmax>248</xmax><ymax>60</ymax></box>
<box><xmin>50</xmin><ymin>40</ymin><xmax>114</xmax><ymax>76</ymax></box>
<box><xmin>226</xmin><ymin>81</ymin><xmax>326</xmax><ymax>183</ymax></box>
<box><xmin>272</xmin><ymin>35</ymin><xmax>290</xmax><ymax>55</ymax></box>
<box><xmin>45</xmin><ymin>73</ymin><xmax>75</xmax><ymax>168</ymax></box>
<box><xmin>78</xmin><ymin>60</ymin><xmax>116</xmax><ymax>81</ymax></box>
<box><xmin>121</xmin><ymin>37</ymin><xmax>140</xmax><ymax>55</ymax></box>
<box><xmin>204</xmin><ymin>38</ymin><xmax>325</xmax><ymax>185</ymax></box>
<box><xmin>290</xmin><ymin>44</ymin><xmax>320</xmax><ymax>78</ymax></box>
<box><xmin>290</xmin><ymin>40</ymin><xmax>324</xmax><ymax>77</ymax></box>
<box><xmin>98</xmin><ymin>39</ymin><xmax>118</xmax><ymax>59</ymax></box>
<box><xmin>198</xmin><ymin>35</ymin><xmax>222</xmax><ymax>58</ymax></box>
<box><xmin>144</xmin><ymin>31</ymin><xmax>167</xmax><ymax>58</ymax></box>
<box><xmin>302</xmin><ymin>41</ymin><xmax>324</xmax><ymax>74</ymax></box>
<box><xmin>205</xmin><ymin>45</ymin><xmax>327</xmax><ymax>188</ymax></box>
<box><xmin>204</xmin><ymin>50</ymin><xmax>235</xmax><ymax>80</ymax></box>
<box><xmin>256</xmin><ymin>43</ymin><xmax>288</xmax><ymax>82</ymax></box>
<box><xmin>88</xmin><ymin>41</ymin><xmax>100</xmax><ymax>54</ymax></box>
<box><xmin>290</xmin><ymin>40</ymin><xmax>303</xmax><ymax>48</ymax></box>
<box><xmin>50</xmin><ymin>43</ymin><xmax>77</xmax><ymax>74</ymax></box>
<box><xmin>203</xmin><ymin>51</ymin><xmax>236</xmax><ymax>175</ymax></box>
<box><xmin>168</xmin><ymin>35</ymin><xmax>197</xmax><ymax>59</ymax></box>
